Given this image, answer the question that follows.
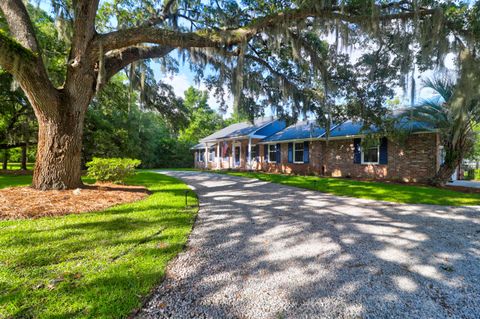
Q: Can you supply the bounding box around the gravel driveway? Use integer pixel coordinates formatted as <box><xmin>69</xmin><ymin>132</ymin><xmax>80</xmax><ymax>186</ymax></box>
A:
<box><xmin>138</xmin><ymin>171</ymin><xmax>480</xmax><ymax>319</ymax></box>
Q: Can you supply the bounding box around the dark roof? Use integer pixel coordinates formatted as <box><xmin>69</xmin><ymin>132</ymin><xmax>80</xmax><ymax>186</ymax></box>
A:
<box><xmin>394</xmin><ymin>118</ymin><xmax>436</xmax><ymax>132</ymax></box>
<box><xmin>329</xmin><ymin>119</ymin><xmax>436</xmax><ymax>138</ymax></box>
<box><xmin>329</xmin><ymin>121</ymin><xmax>368</xmax><ymax>137</ymax></box>
<box><xmin>199</xmin><ymin>122</ymin><xmax>252</xmax><ymax>142</ymax></box>
<box><xmin>200</xmin><ymin>117</ymin><xmax>278</xmax><ymax>142</ymax></box>
<box><xmin>197</xmin><ymin>107</ymin><xmax>437</xmax><ymax>145</ymax></box>
<box><xmin>191</xmin><ymin>143</ymin><xmax>206</xmax><ymax>150</ymax></box>
<box><xmin>262</xmin><ymin>121</ymin><xmax>326</xmax><ymax>142</ymax></box>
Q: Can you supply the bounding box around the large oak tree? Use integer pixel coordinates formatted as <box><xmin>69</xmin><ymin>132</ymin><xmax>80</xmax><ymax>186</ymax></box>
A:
<box><xmin>0</xmin><ymin>0</ymin><xmax>476</xmax><ymax>189</ymax></box>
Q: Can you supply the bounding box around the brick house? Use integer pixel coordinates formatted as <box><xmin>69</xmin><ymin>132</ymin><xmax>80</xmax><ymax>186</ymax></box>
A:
<box><xmin>193</xmin><ymin>117</ymin><xmax>442</xmax><ymax>182</ymax></box>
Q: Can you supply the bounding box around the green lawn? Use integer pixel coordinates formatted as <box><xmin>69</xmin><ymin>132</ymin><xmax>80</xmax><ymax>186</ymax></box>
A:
<box><xmin>220</xmin><ymin>171</ymin><xmax>480</xmax><ymax>206</ymax></box>
<box><xmin>1</xmin><ymin>163</ymin><xmax>35</xmax><ymax>170</ymax></box>
<box><xmin>0</xmin><ymin>172</ymin><xmax>198</xmax><ymax>318</ymax></box>
<box><xmin>0</xmin><ymin>174</ymin><xmax>32</xmax><ymax>188</ymax></box>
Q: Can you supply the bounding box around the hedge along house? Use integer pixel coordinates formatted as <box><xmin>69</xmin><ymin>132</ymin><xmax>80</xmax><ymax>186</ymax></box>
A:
<box><xmin>192</xmin><ymin>117</ymin><xmax>286</xmax><ymax>170</ymax></box>
<box><xmin>194</xmin><ymin>116</ymin><xmax>443</xmax><ymax>183</ymax></box>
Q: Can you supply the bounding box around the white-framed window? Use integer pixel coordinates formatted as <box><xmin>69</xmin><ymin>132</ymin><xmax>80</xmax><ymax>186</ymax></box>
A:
<box><xmin>197</xmin><ymin>150</ymin><xmax>205</xmax><ymax>162</ymax></box>
<box><xmin>268</xmin><ymin>144</ymin><xmax>276</xmax><ymax>163</ymax></box>
<box><xmin>250</xmin><ymin>144</ymin><xmax>257</xmax><ymax>160</ymax></box>
<box><xmin>361</xmin><ymin>140</ymin><xmax>379</xmax><ymax>164</ymax></box>
<box><xmin>208</xmin><ymin>146</ymin><xmax>215</xmax><ymax>162</ymax></box>
<box><xmin>294</xmin><ymin>142</ymin><xmax>304</xmax><ymax>163</ymax></box>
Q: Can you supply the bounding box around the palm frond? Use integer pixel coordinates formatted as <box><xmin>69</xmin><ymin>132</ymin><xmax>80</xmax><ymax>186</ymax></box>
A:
<box><xmin>422</xmin><ymin>76</ymin><xmax>455</xmax><ymax>103</ymax></box>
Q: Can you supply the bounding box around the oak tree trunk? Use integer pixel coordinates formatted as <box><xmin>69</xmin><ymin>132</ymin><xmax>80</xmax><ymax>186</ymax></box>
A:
<box><xmin>32</xmin><ymin>105</ymin><xmax>86</xmax><ymax>190</ymax></box>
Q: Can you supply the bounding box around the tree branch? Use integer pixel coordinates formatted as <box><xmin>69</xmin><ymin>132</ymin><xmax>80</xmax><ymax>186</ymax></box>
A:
<box><xmin>64</xmin><ymin>0</ymin><xmax>101</xmax><ymax>94</ymax></box>
<box><xmin>104</xmin><ymin>45</ymin><xmax>174</xmax><ymax>82</ymax></box>
<box><xmin>0</xmin><ymin>0</ymin><xmax>60</xmax><ymax>115</ymax></box>
<box><xmin>94</xmin><ymin>6</ymin><xmax>437</xmax><ymax>53</ymax></box>
<box><xmin>144</xmin><ymin>0</ymin><xmax>177</xmax><ymax>27</ymax></box>
<box><xmin>71</xmin><ymin>0</ymin><xmax>100</xmax><ymax>53</ymax></box>
<box><xmin>0</xmin><ymin>0</ymin><xmax>40</xmax><ymax>52</ymax></box>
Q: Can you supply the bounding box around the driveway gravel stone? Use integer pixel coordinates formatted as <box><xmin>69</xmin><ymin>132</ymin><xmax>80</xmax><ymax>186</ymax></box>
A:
<box><xmin>137</xmin><ymin>171</ymin><xmax>480</xmax><ymax>319</ymax></box>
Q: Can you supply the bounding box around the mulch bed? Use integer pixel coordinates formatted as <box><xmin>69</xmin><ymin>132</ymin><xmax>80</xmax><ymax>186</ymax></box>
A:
<box><xmin>0</xmin><ymin>183</ymin><xmax>150</xmax><ymax>220</ymax></box>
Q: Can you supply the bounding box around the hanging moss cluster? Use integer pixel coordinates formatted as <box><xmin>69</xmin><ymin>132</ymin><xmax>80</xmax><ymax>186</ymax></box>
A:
<box><xmin>0</xmin><ymin>30</ymin><xmax>37</xmax><ymax>62</ymax></box>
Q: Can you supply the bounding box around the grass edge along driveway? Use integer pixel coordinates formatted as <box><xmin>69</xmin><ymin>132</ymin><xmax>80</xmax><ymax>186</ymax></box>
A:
<box><xmin>0</xmin><ymin>171</ymin><xmax>198</xmax><ymax>319</ymax></box>
<box><xmin>219</xmin><ymin>171</ymin><xmax>480</xmax><ymax>206</ymax></box>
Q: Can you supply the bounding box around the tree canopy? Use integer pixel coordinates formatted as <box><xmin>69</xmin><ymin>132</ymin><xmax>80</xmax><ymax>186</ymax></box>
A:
<box><xmin>1</xmin><ymin>0</ymin><xmax>480</xmax><ymax>188</ymax></box>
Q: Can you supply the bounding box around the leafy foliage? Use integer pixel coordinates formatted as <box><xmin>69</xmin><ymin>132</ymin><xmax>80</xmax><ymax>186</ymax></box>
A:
<box><xmin>178</xmin><ymin>87</ymin><xmax>225</xmax><ymax>142</ymax></box>
<box><xmin>83</xmin><ymin>77</ymin><xmax>224</xmax><ymax>168</ymax></box>
<box><xmin>400</xmin><ymin>74</ymin><xmax>480</xmax><ymax>184</ymax></box>
<box><xmin>86</xmin><ymin>157</ymin><xmax>141</xmax><ymax>183</ymax></box>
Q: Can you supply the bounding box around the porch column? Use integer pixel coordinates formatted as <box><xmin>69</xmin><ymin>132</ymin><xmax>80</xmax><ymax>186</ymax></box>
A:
<box><xmin>216</xmin><ymin>143</ymin><xmax>220</xmax><ymax>169</ymax></box>
<box><xmin>232</xmin><ymin>140</ymin><xmax>236</xmax><ymax>168</ymax></box>
<box><xmin>247</xmin><ymin>137</ymin><xmax>252</xmax><ymax>170</ymax></box>
<box><xmin>205</xmin><ymin>144</ymin><xmax>208</xmax><ymax>169</ymax></box>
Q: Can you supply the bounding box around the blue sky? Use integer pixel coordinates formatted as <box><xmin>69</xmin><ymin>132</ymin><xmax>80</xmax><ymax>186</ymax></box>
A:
<box><xmin>157</xmin><ymin>59</ymin><xmax>235</xmax><ymax>117</ymax></box>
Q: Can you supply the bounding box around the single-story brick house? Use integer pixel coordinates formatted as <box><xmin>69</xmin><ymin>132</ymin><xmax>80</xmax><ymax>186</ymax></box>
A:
<box><xmin>193</xmin><ymin>117</ymin><xmax>443</xmax><ymax>182</ymax></box>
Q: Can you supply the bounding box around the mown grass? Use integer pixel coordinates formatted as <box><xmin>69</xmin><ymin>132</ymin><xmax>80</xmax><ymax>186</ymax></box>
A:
<box><xmin>0</xmin><ymin>171</ymin><xmax>198</xmax><ymax>318</ymax></box>
<box><xmin>0</xmin><ymin>174</ymin><xmax>32</xmax><ymax>188</ymax></box>
<box><xmin>0</xmin><ymin>175</ymin><xmax>96</xmax><ymax>188</ymax></box>
<box><xmin>1</xmin><ymin>163</ymin><xmax>35</xmax><ymax>170</ymax></box>
<box><xmin>220</xmin><ymin>171</ymin><xmax>480</xmax><ymax>206</ymax></box>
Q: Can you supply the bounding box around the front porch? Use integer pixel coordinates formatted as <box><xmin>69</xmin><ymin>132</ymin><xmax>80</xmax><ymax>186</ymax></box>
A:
<box><xmin>193</xmin><ymin>138</ymin><xmax>262</xmax><ymax>171</ymax></box>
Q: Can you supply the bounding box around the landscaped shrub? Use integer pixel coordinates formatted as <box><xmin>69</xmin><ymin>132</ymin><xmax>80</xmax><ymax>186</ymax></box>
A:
<box><xmin>86</xmin><ymin>158</ymin><xmax>141</xmax><ymax>183</ymax></box>
<box><xmin>464</xmin><ymin>169</ymin><xmax>480</xmax><ymax>180</ymax></box>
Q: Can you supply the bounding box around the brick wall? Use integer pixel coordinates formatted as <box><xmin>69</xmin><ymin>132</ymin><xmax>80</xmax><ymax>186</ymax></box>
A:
<box><xmin>322</xmin><ymin>133</ymin><xmax>439</xmax><ymax>182</ymax></box>
<box><xmin>257</xmin><ymin>141</ymin><xmax>322</xmax><ymax>175</ymax></box>
<box><xmin>193</xmin><ymin>133</ymin><xmax>439</xmax><ymax>182</ymax></box>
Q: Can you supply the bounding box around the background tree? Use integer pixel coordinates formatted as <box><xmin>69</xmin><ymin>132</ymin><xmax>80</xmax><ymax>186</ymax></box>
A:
<box><xmin>466</xmin><ymin>125</ymin><xmax>480</xmax><ymax>169</ymax></box>
<box><xmin>401</xmin><ymin>76</ymin><xmax>480</xmax><ymax>185</ymax></box>
<box><xmin>179</xmin><ymin>86</ymin><xmax>225</xmax><ymax>143</ymax></box>
<box><xmin>0</xmin><ymin>0</ymin><xmax>474</xmax><ymax>189</ymax></box>
<box><xmin>83</xmin><ymin>78</ymin><xmax>210</xmax><ymax>168</ymax></box>
<box><xmin>0</xmin><ymin>70</ymin><xmax>36</xmax><ymax>170</ymax></box>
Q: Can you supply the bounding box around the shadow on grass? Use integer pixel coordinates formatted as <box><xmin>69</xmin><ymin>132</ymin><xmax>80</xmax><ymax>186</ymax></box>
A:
<box><xmin>0</xmin><ymin>172</ymin><xmax>198</xmax><ymax>318</ymax></box>
<box><xmin>220</xmin><ymin>171</ymin><xmax>480</xmax><ymax>206</ymax></box>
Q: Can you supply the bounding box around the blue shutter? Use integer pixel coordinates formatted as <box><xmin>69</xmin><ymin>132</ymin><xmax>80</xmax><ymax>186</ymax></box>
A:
<box><xmin>353</xmin><ymin>138</ymin><xmax>361</xmax><ymax>164</ymax></box>
<box><xmin>276</xmin><ymin>143</ymin><xmax>281</xmax><ymax>163</ymax></box>
<box><xmin>264</xmin><ymin>144</ymin><xmax>268</xmax><ymax>161</ymax></box>
<box><xmin>255</xmin><ymin>145</ymin><xmax>259</xmax><ymax>160</ymax></box>
<box><xmin>303</xmin><ymin>141</ymin><xmax>309</xmax><ymax>163</ymax></box>
<box><xmin>379</xmin><ymin>137</ymin><xmax>388</xmax><ymax>164</ymax></box>
<box><xmin>288</xmin><ymin>143</ymin><xmax>293</xmax><ymax>163</ymax></box>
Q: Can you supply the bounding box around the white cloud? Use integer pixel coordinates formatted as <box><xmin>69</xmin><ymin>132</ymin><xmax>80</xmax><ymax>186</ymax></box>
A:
<box><xmin>163</xmin><ymin>74</ymin><xmax>192</xmax><ymax>98</ymax></box>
